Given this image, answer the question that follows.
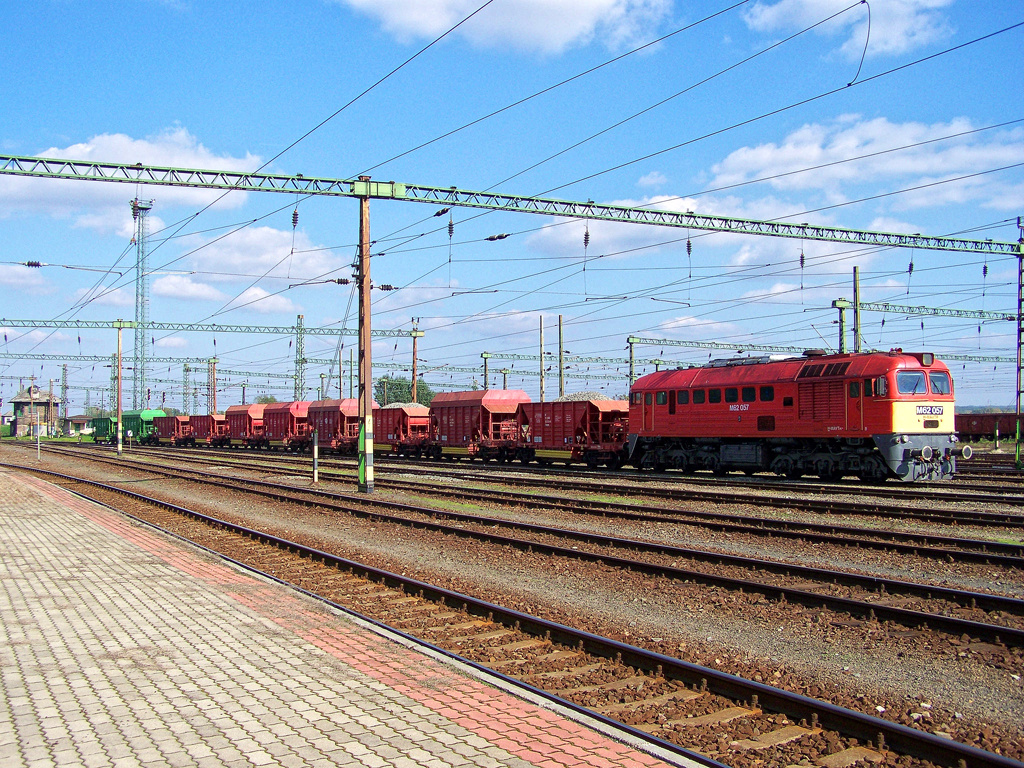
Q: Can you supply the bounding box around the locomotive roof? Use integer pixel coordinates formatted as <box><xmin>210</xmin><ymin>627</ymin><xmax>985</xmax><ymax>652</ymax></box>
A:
<box><xmin>632</xmin><ymin>350</ymin><xmax>949</xmax><ymax>389</ymax></box>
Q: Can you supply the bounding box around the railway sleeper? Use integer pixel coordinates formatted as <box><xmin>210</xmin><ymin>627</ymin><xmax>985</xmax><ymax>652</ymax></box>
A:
<box><xmin>730</xmin><ymin>723</ymin><xmax>821</xmax><ymax>751</ymax></box>
<box><xmin>594</xmin><ymin>688</ymin><xmax>704</xmax><ymax>715</ymax></box>
<box><xmin>816</xmin><ymin>745</ymin><xmax>886</xmax><ymax>767</ymax></box>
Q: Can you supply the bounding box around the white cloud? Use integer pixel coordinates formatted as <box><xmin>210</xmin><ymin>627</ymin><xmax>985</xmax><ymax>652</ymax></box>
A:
<box><xmin>152</xmin><ymin>275</ymin><xmax>228</xmax><ymax>302</ymax></box>
<box><xmin>1</xmin><ymin>329</ymin><xmax>72</xmax><ymax>345</ymax></box>
<box><xmin>154</xmin><ymin>336</ymin><xmax>188</xmax><ymax>349</ymax></box>
<box><xmin>224</xmin><ymin>287</ymin><xmax>299</xmax><ymax>315</ymax></box>
<box><xmin>72</xmin><ymin>284</ymin><xmax>134</xmax><ymax>308</ymax></box>
<box><xmin>0</xmin><ymin>127</ymin><xmax>261</xmax><ymax>233</ymax></box>
<box><xmin>0</xmin><ymin>264</ymin><xmax>49</xmax><ymax>290</ymax></box>
<box><xmin>335</xmin><ymin>0</ymin><xmax>672</xmax><ymax>54</ymax></box>
<box><xmin>743</xmin><ymin>0</ymin><xmax>954</xmax><ymax>59</ymax></box>
<box><xmin>637</xmin><ymin>171</ymin><xmax>667</xmax><ymax>188</ymax></box>
<box><xmin>185</xmin><ymin>226</ymin><xmax>347</xmax><ymax>283</ymax></box>
<box><xmin>709</xmin><ymin>117</ymin><xmax>1024</xmax><ymax>211</ymax></box>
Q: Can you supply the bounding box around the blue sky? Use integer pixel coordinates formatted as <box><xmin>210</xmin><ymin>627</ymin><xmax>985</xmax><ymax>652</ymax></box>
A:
<box><xmin>1</xmin><ymin>0</ymin><xmax>1022</xmax><ymax>412</ymax></box>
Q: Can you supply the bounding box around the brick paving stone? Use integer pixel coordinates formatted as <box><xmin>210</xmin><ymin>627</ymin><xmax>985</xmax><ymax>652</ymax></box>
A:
<box><xmin>0</xmin><ymin>469</ymin><xmax>702</xmax><ymax>768</ymax></box>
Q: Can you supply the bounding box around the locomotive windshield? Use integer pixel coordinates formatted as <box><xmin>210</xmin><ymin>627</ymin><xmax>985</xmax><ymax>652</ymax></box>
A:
<box><xmin>896</xmin><ymin>370</ymin><xmax>927</xmax><ymax>394</ymax></box>
<box><xmin>928</xmin><ymin>371</ymin><xmax>951</xmax><ymax>395</ymax></box>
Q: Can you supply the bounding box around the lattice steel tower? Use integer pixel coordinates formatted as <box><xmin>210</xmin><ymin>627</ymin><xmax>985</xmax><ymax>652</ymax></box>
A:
<box><xmin>131</xmin><ymin>198</ymin><xmax>153</xmax><ymax>408</ymax></box>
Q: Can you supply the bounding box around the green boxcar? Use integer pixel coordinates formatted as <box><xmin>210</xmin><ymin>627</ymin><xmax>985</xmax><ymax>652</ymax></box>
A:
<box><xmin>121</xmin><ymin>409</ymin><xmax>167</xmax><ymax>445</ymax></box>
<box><xmin>90</xmin><ymin>417</ymin><xmax>116</xmax><ymax>443</ymax></box>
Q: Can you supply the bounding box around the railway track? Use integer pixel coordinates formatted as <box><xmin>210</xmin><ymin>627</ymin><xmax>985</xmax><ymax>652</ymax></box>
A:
<box><xmin>83</xmin><ymin>442</ymin><xmax>1024</xmax><ymax>505</ymax></box>
<box><xmin>84</xmin><ymin>442</ymin><xmax>1024</xmax><ymax>530</ymax></box>
<box><xmin>33</xmin><ymin>444</ymin><xmax>1024</xmax><ymax>566</ymax></box>
<box><xmin>7</xmin><ymin>462</ymin><xmax>1020</xmax><ymax>768</ymax></box>
<box><xmin>11</xmin><ymin>447</ymin><xmax>1024</xmax><ymax>647</ymax></box>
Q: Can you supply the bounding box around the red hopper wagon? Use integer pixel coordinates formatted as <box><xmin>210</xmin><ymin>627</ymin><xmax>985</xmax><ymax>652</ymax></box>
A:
<box><xmin>430</xmin><ymin>390</ymin><xmax>530</xmax><ymax>461</ymax></box>
<box><xmin>378</xmin><ymin>403</ymin><xmax>431</xmax><ymax>457</ymax></box>
<box><xmin>517</xmin><ymin>400</ymin><xmax>629</xmax><ymax>468</ymax></box>
<box><xmin>225</xmin><ymin>403</ymin><xmax>267</xmax><ymax>448</ymax></box>
<box><xmin>308</xmin><ymin>398</ymin><xmax>377</xmax><ymax>454</ymax></box>
<box><xmin>190</xmin><ymin>413</ymin><xmax>229</xmax><ymax>447</ymax></box>
<box><xmin>153</xmin><ymin>415</ymin><xmax>191</xmax><ymax>446</ymax></box>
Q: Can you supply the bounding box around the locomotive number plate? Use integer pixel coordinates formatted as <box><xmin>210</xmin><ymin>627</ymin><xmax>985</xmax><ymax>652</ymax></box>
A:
<box><xmin>916</xmin><ymin>405</ymin><xmax>944</xmax><ymax>415</ymax></box>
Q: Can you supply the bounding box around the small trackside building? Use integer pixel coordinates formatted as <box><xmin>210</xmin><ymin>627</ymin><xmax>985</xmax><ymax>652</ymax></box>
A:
<box><xmin>430</xmin><ymin>390</ymin><xmax>530</xmax><ymax>461</ymax></box>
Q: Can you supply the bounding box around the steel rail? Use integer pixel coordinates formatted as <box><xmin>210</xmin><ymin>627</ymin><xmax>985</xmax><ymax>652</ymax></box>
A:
<box><xmin>4</xmin><ymin>461</ymin><xmax>1018</xmax><ymax>768</ymax></box>
<box><xmin>21</xmin><ymin>449</ymin><xmax>1024</xmax><ymax>641</ymax></box>
<box><xmin>53</xmin><ymin>444</ymin><xmax>1024</xmax><ymax>560</ymax></box>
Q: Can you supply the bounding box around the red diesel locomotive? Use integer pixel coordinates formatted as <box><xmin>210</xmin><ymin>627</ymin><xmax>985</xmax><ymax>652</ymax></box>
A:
<box><xmin>628</xmin><ymin>349</ymin><xmax>970</xmax><ymax>481</ymax></box>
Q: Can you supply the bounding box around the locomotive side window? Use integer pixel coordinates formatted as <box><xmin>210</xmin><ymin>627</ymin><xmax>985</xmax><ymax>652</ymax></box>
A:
<box><xmin>708</xmin><ymin>389</ymin><xmax>722</xmax><ymax>404</ymax></box>
<box><xmin>783</xmin><ymin>396</ymin><xmax>793</xmax><ymax>407</ymax></box>
<box><xmin>656</xmin><ymin>391</ymin><xmax>668</xmax><ymax>405</ymax></box>
<box><xmin>676</xmin><ymin>390</ymin><xmax>689</xmax><ymax>405</ymax></box>
<box><xmin>864</xmin><ymin>378</ymin><xmax>873</xmax><ymax>397</ymax></box>
<box><xmin>692</xmin><ymin>390</ymin><xmax>706</xmax><ymax>404</ymax></box>
<box><xmin>725</xmin><ymin>388</ymin><xmax>738</xmax><ymax>403</ymax></box>
<box><xmin>849</xmin><ymin>381</ymin><xmax>860</xmax><ymax>398</ymax></box>
<box><xmin>742</xmin><ymin>387</ymin><xmax>756</xmax><ymax>402</ymax></box>
<box><xmin>760</xmin><ymin>386</ymin><xmax>774</xmax><ymax>402</ymax></box>
<box><xmin>896</xmin><ymin>371</ymin><xmax>926</xmax><ymax>394</ymax></box>
<box><xmin>631</xmin><ymin>392</ymin><xmax>642</xmax><ymax>404</ymax></box>
<box><xmin>929</xmin><ymin>371</ymin><xmax>951</xmax><ymax>395</ymax></box>
<box><xmin>645</xmin><ymin>393</ymin><xmax>653</xmax><ymax>405</ymax></box>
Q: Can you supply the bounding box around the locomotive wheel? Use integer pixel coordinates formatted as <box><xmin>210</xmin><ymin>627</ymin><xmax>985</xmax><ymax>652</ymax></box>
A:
<box><xmin>857</xmin><ymin>455</ymin><xmax>889</xmax><ymax>483</ymax></box>
<box><xmin>770</xmin><ymin>455</ymin><xmax>801</xmax><ymax>479</ymax></box>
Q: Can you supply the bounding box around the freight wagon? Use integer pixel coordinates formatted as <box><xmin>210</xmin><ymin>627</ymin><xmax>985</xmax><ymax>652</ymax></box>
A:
<box><xmin>153</xmin><ymin>415</ymin><xmax>192</xmax><ymax>446</ymax></box>
<box><xmin>225</xmin><ymin>403</ymin><xmax>266</xmax><ymax>447</ymax></box>
<box><xmin>955</xmin><ymin>412</ymin><xmax>1020</xmax><ymax>442</ymax></box>
<box><xmin>191</xmin><ymin>413</ymin><xmax>229</xmax><ymax>447</ymax></box>
<box><xmin>307</xmin><ymin>398</ymin><xmax>372</xmax><ymax>454</ymax></box>
<box><xmin>89</xmin><ymin>416</ymin><xmax>117</xmax><ymax>443</ymax></box>
<box><xmin>378</xmin><ymin>403</ymin><xmax>431</xmax><ymax>457</ymax></box>
<box><xmin>516</xmin><ymin>399</ymin><xmax>629</xmax><ymax>468</ymax></box>
<box><xmin>263</xmin><ymin>401</ymin><xmax>311</xmax><ymax>450</ymax></box>
<box><xmin>122</xmin><ymin>409</ymin><xmax>167</xmax><ymax>445</ymax></box>
<box><xmin>430</xmin><ymin>390</ymin><xmax>530</xmax><ymax>461</ymax></box>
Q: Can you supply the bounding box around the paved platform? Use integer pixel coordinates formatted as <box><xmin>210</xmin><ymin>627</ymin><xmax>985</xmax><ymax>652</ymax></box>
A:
<box><xmin>0</xmin><ymin>468</ymin><xmax>703</xmax><ymax>768</ymax></box>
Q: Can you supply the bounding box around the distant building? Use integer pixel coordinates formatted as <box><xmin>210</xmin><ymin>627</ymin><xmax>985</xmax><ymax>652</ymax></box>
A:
<box><xmin>10</xmin><ymin>385</ymin><xmax>61</xmax><ymax>437</ymax></box>
<box><xmin>66</xmin><ymin>415</ymin><xmax>92</xmax><ymax>436</ymax></box>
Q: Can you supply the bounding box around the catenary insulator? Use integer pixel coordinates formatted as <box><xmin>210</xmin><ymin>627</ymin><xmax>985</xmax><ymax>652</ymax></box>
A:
<box><xmin>686</xmin><ymin>239</ymin><xmax>692</xmax><ymax>256</ymax></box>
<box><xmin>448</xmin><ymin>218</ymin><xmax>454</xmax><ymax>239</ymax></box>
<box><xmin>584</xmin><ymin>228</ymin><xmax>590</xmax><ymax>249</ymax></box>
<box><xmin>292</xmin><ymin>209</ymin><xmax>299</xmax><ymax>228</ymax></box>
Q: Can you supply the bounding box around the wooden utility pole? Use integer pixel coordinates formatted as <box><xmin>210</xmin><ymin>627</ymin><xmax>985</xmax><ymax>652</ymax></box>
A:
<box><xmin>539</xmin><ymin>316</ymin><xmax>545</xmax><ymax>403</ymax></box>
<box><xmin>558</xmin><ymin>314</ymin><xmax>564</xmax><ymax>399</ymax></box>
<box><xmin>411</xmin><ymin>325</ymin><xmax>424</xmax><ymax>402</ymax></box>
<box><xmin>357</xmin><ymin>177</ymin><xmax>374</xmax><ymax>493</ymax></box>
